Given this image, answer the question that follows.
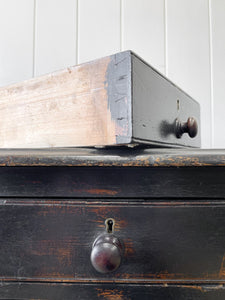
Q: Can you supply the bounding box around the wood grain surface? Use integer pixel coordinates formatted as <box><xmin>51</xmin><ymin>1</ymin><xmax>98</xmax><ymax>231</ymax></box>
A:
<box><xmin>0</xmin><ymin>165</ymin><xmax>225</xmax><ymax>198</ymax></box>
<box><xmin>0</xmin><ymin>51</ymin><xmax>131</xmax><ymax>148</ymax></box>
<box><xmin>1</xmin><ymin>201</ymin><xmax>225</xmax><ymax>282</ymax></box>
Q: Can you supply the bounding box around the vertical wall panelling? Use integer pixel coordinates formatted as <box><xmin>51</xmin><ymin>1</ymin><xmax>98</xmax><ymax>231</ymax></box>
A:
<box><xmin>34</xmin><ymin>0</ymin><xmax>77</xmax><ymax>76</ymax></box>
<box><xmin>164</xmin><ymin>0</ymin><xmax>168</xmax><ymax>76</ymax></box>
<box><xmin>0</xmin><ymin>0</ymin><xmax>34</xmax><ymax>87</ymax></box>
<box><xmin>211</xmin><ymin>0</ymin><xmax>225</xmax><ymax>148</ymax></box>
<box><xmin>1</xmin><ymin>0</ymin><xmax>224</xmax><ymax>149</ymax></box>
<box><xmin>78</xmin><ymin>0</ymin><xmax>120</xmax><ymax>64</ymax></box>
<box><xmin>166</xmin><ymin>0</ymin><xmax>212</xmax><ymax>148</ymax></box>
<box><xmin>122</xmin><ymin>0</ymin><xmax>165</xmax><ymax>74</ymax></box>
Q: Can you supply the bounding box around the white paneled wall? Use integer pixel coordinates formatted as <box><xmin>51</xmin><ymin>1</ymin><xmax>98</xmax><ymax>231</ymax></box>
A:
<box><xmin>78</xmin><ymin>0</ymin><xmax>120</xmax><ymax>64</ymax></box>
<box><xmin>211</xmin><ymin>0</ymin><xmax>225</xmax><ymax>148</ymax></box>
<box><xmin>122</xmin><ymin>0</ymin><xmax>165</xmax><ymax>74</ymax></box>
<box><xmin>0</xmin><ymin>0</ymin><xmax>224</xmax><ymax>148</ymax></box>
<box><xmin>0</xmin><ymin>0</ymin><xmax>34</xmax><ymax>85</ymax></box>
<box><xmin>34</xmin><ymin>0</ymin><xmax>77</xmax><ymax>76</ymax></box>
<box><xmin>166</xmin><ymin>0</ymin><xmax>212</xmax><ymax>148</ymax></box>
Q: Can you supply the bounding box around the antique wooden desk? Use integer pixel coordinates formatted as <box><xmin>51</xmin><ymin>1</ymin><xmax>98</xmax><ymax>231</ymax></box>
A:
<box><xmin>1</xmin><ymin>148</ymin><xmax>225</xmax><ymax>299</ymax></box>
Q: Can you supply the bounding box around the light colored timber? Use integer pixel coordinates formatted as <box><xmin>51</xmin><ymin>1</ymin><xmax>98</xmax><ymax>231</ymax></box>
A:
<box><xmin>0</xmin><ymin>55</ymin><xmax>125</xmax><ymax>148</ymax></box>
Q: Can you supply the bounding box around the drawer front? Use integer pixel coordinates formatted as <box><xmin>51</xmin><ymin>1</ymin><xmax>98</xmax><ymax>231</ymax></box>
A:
<box><xmin>1</xmin><ymin>201</ymin><xmax>225</xmax><ymax>282</ymax></box>
<box><xmin>0</xmin><ymin>283</ymin><xmax>225</xmax><ymax>300</ymax></box>
<box><xmin>132</xmin><ymin>53</ymin><xmax>200</xmax><ymax>148</ymax></box>
<box><xmin>0</xmin><ymin>166</ymin><xmax>225</xmax><ymax>198</ymax></box>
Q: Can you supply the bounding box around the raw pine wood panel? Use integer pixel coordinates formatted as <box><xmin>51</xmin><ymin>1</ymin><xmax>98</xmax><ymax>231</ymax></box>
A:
<box><xmin>166</xmin><ymin>0</ymin><xmax>211</xmax><ymax>148</ymax></box>
<box><xmin>0</xmin><ymin>52</ymin><xmax>131</xmax><ymax>148</ymax></box>
<box><xmin>0</xmin><ymin>0</ymin><xmax>34</xmax><ymax>87</ymax></box>
<box><xmin>35</xmin><ymin>0</ymin><xmax>77</xmax><ymax>76</ymax></box>
<box><xmin>122</xmin><ymin>0</ymin><xmax>165</xmax><ymax>74</ymax></box>
<box><xmin>211</xmin><ymin>0</ymin><xmax>225</xmax><ymax>148</ymax></box>
<box><xmin>78</xmin><ymin>0</ymin><xmax>120</xmax><ymax>64</ymax></box>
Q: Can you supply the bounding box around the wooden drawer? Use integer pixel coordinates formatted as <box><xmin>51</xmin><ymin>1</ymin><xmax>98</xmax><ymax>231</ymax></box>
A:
<box><xmin>0</xmin><ymin>51</ymin><xmax>200</xmax><ymax>149</ymax></box>
<box><xmin>1</xmin><ymin>200</ymin><xmax>225</xmax><ymax>282</ymax></box>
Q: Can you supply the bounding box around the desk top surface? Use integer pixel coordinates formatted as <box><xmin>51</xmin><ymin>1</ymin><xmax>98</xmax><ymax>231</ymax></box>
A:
<box><xmin>0</xmin><ymin>147</ymin><xmax>224</xmax><ymax>167</ymax></box>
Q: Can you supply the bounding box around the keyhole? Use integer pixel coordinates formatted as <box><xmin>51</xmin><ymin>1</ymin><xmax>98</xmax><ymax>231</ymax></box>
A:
<box><xmin>105</xmin><ymin>218</ymin><xmax>115</xmax><ymax>233</ymax></box>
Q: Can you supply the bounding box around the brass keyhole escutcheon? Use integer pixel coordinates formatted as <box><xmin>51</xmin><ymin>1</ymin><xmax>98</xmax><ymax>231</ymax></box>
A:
<box><xmin>105</xmin><ymin>218</ymin><xmax>115</xmax><ymax>233</ymax></box>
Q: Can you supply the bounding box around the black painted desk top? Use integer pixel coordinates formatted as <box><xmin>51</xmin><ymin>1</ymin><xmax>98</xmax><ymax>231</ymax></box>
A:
<box><xmin>0</xmin><ymin>148</ymin><xmax>224</xmax><ymax>167</ymax></box>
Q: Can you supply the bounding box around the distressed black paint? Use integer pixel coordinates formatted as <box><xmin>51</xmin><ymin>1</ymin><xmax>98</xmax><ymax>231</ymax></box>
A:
<box><xmin>0</xmin><ymin>283</ymin><xmax>225</xmax><ymax>300</ymax></box>
<box><xmin>1</xmin><ymin>203</ymin><xmax>225</xmax><ymax>281</ymax></box>
<box><xmin>0</xmin><ymin>166</ymin><xmax>225</xmax><ymax>198</ymax></box>
<box><xmin>1</xmin><ymin>148</ymin><xmax>225</xmax><ymax>298</ymax></box>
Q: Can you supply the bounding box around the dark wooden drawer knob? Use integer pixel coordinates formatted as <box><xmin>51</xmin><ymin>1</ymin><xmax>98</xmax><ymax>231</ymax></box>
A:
<box><xmin>175</xmin><ymin>117</ymin><xmax>198</xmax><ymax>138</ymax></box>
<box><xmin>90</xmin><ymin>233</ymin><xmax>123</xmax><ymax>274</ymax></box>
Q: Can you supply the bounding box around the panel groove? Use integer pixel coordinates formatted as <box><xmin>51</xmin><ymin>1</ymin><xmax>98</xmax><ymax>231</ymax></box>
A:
<box><xmin>34</xmin><ymin>0</ymin><xmax>77</xmax><ymax>76</ymax></box>
<box><xmin>76</xmin><ymin>0</ymin><xmax>79</xmax><ymax>64</ymax></box>
<box><xmin>208</xmin><ymin>0</ymin><xmax>214</xmax><ymax>148</ymax></box>
<box><xmin>0</xmin><ymin>0</ymin><xmax>34</xmax><ymax>86</ymax></box>
<box><xmin>32</xmin><ymin>0</ymin><xmax>37</xmax><ymax>78</ymax></box>
<box><xmin>164</xmin><ymin>0</ymin><xmax>168</xmax><ymax>76</ymax></box>
<box><xmin>166</xmin><ymin>0</ymin><xmax>211</xmax><ymax>148</ymax></box>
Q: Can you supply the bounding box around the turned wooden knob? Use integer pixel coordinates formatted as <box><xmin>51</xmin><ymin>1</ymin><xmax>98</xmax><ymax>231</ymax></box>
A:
<box><xmin>175</xmin><ymin>117</ymin><xmax>198</xmax><ymax>138</ymax></box>
<box><xmin>90</xmin><ymin>234</ymin><xmax>123</xmax><ymax>274</ymax></box>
